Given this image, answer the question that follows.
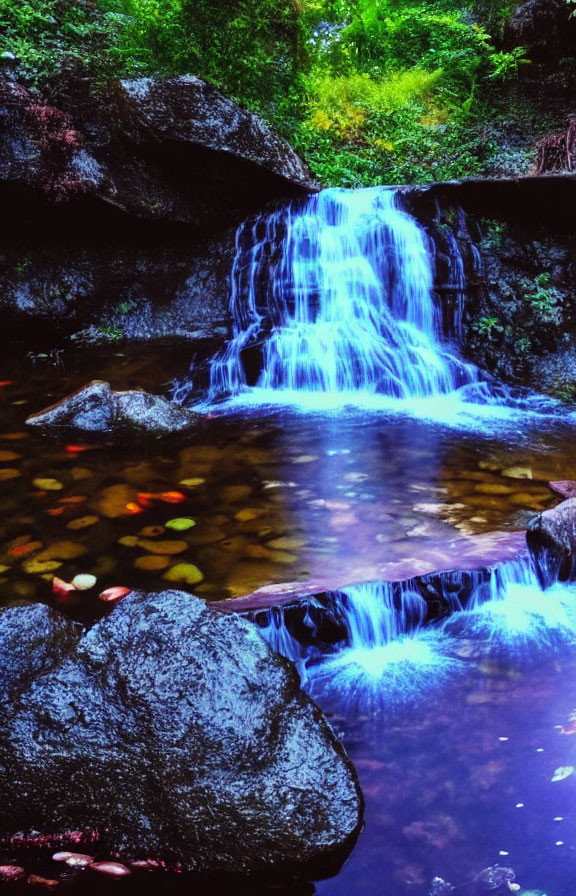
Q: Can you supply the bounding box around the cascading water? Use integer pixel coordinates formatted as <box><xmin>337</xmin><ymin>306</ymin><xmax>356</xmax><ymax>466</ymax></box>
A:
<box><xmin>197</xmin><ymin>185</ymin><xmax>565</xmax><ymax>423</ymax></box>
<box><xmin>207</xmin><ymin>187</ymin><xmax>482</xmax><ymax>405</ymax></box>
<box><xmin>258</xmin><ymin>558</ymin><xmax>576</xmax><ymax>711</ymax></box>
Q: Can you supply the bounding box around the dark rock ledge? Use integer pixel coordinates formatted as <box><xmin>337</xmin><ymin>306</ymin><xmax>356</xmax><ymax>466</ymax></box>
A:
<box><xmin>0</xmin><ymin>591</ymin><xmax>363</xmax><ymax>879</ymax></box>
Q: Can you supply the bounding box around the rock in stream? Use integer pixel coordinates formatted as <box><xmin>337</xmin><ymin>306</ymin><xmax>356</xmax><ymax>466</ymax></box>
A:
<box><xmin>0</xmin><ymin>591</ymin><xmax>362</xmax><ymax>878</ymax></box>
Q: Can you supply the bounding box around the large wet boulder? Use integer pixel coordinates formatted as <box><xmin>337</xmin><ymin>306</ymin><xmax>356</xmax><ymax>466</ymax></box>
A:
<box><xmin>0</xmin><ymin>591</ymin><xmax>362</xmax><ymax>876</ymax></box>
<box><xmin>0</xmin><ymin>604</ymin><xmax>82</xmax><ymax>706</ymax></box>
<box><xmin>0</xmin><ymin>72</ymin><xmax>315</xmax><ymax>233</ymax></box>
<box><xmin>115</xmin><ymin>76</ymin><xmax>314</xmax><ymax>192</ymax></box>
<box><xmin>527</xmin><ymin>498</ymin><xmax>576</xmax><ymax>584</ymax></box>
<box><xmin>26</xmin><ymin>380</ymin><xmax>203</xmax><ymax>441</ymax></box>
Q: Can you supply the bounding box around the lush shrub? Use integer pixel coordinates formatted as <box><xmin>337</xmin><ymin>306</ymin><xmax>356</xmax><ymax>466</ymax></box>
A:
<box><xmin>0</xmin><ymin>0</ymin><xmax>112</xmax><ymax>85</ymax></box>
<box><xmin>0</xmin><ymin>0</ymin><xmax>531</xmax><ymax>186</ymax></box>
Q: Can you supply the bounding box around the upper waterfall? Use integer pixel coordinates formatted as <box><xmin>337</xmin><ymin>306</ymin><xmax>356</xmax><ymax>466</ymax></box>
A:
<box><xmin>208</xmin><ymin>187</ymin><xmax>480</xmax><ymax>403</ymax></box>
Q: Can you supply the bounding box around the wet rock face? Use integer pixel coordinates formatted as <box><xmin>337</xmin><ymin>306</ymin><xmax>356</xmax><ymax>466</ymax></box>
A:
<box><xmin>26</xmin><ymin>380</ymin><xmax>203</xmax><ymax>441</ymax></box>
<box><xmin>115</xmin><ymin>77</ymin><xmax>314</xmax><ymax>192</ymax></box>
<box><xmin>527</xmin><ymin>499</ymin><xmax>576</xmax><ymax>585</ymax></box>
<box><xmin>0</xmin><ymin>605</ymin><xmax>82</xmax><ymax>706</ymax></box>
<box><xmin>0</xmin><ymin>73</ymin><xmax>314</xmax><ymax>232</ymax></box>
<box><xmin>0</xmin><ymin>591</ymin><xmax>362</xmax><ymax>876</ymax></box>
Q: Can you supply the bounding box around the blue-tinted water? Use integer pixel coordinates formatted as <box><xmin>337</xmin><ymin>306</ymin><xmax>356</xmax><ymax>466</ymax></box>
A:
<box><xmin>189</xmin><ymin>187</ymin><xmax>569</xmax><ymax>431</ymax></box>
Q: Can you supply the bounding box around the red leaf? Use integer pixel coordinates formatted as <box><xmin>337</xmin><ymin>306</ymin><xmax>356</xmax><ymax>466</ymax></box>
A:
<box><xmin>99</xmin><ymin>586</ymin><xmax>132</xmax><ymax>604</ymax></box>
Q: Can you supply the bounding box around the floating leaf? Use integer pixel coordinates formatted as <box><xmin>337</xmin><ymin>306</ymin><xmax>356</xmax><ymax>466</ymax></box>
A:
<box><xmin>162</xmin><ymin>563</ymin><xmax>203</xmax><ymax>586</ymax></box>
<box><xmin>165</xmin><ymin>518</ymin><xmax>196</xmax><ymax>532</ymax></box>
<box><xmin>134</xmin><ymin>555</ymin><xmax>171</xmax><ymax>571</ymax></box>
<box><xmin>125</xmin><ymin>502</ymin><xmax>143</xmax><ymax>515</ymax></box>
<box><xmin>35</xmin><ymin>541</ymin><xmax>87</xmax><ymax>561</ymax></box>
<box><xmin>235</xmin><ymin>508</ymin><xmax>264</xmax><ymax>522</ymax></box>
<box><xmin>139</xmin><ymin>525</ymin><xmax>165</xmax><ymax>537</ymax></box>
<box><xmin>99</xmin><ymin>586</ymin><xmax>132</xmax><ymax>604</ymax></box>
<box><xmin>22</xmin><ymin>558</ymin><xmax>62</xmax><ymax>575</ymax></box>
<box><xmin>67</xmin><ymin>516</ymin><xmax>99</xmax><ymax>530</ymax></box>
<box><xmin>33</xmin><ymin>478</ymin><xmax>63</xmax><ymax>491</ymax></box>
<box><xmin>0</xmin><ymin>468</ymin><xmax>20</xmax><ymax>481</ymax></box>
<box><xmin>72</xmin><ymin>574</ymin><xmax>97</xmax><ymax>591</ymax></box>
<box><xmin>10</xmin><ymin>540</ymin><xmax>42</xmax><ymax>558</ymax></box>
<box><xmin>159</xmin><ymin>491</ymin><xmax>186</xmax><ymax>504</ymax></box>
<box><xmin>89</xmin><ymin>862</ymin><xmax>132</xmax><ymax>878</ymax></box>
<box><xmin>552</xmin><ymin>766</ymin><xmax>574</xmax><ymax>782</ymax></box>
<box><xmin>179</xmin><ymin>478</ymin><xmax>205</xmax><ymax>488</ymax></box>
<box><xmin>138</xmin><ymin>539</ymin><xmax>188</xmax><ymax>555</ymax></box>
<box><xmin>58</xmin><ymin>495</ymin><xmax>87</xmax><ymax>505</ymax></box>
<box><xmin>52</xmin><ymin>577</ymin><xmax>77</xmax><ymax>602</ymax></box>
<box><xmin>118</xmin><ymin>535</ymin><xmax>139</xmax><ymax>548</ymax></box>
<box><xmin>0</xmin><ymin>450</ymin><xmax>20</xmax><ymax>462</ymax></box>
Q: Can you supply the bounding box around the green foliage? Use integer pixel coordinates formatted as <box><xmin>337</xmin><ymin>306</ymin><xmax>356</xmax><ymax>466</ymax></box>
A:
<box><xmin>522</xmin><ymin>272</ymin><xmax>563</xmax><ymax>324</ymax></box>
<box><xmin>0</xmin><ymin>0</ymin><xmax>112</xmax><ymax>84</ymax></box>
<box><xmin>473</xmin><ymin>315</ymin><xmax>501</xmax><ymax>336</ymax></box>
<box><xmin>0</xmin><ymin>0</ymin><xmax>530</xmax><ymax>186</ymax></box>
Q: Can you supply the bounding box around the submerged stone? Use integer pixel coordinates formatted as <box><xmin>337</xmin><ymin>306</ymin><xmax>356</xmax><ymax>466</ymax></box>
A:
<box><xmin>0</xmin><ymin>592</ymin><xmax>362</xmax><ymax>877</ymax></box>
<box><xmin>26</xmin><ymin>381</ymin><xmax>203</xmax><ymax>443</ymax></box>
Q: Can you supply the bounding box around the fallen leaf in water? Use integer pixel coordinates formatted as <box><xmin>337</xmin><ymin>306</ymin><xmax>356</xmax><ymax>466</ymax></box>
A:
<box><xmin>27</xmin><ymin>874</ymin><xmax>59</xmax><ymax>887</ymax></box>
<box><xmin>58</xmin><ymin>495</ymin><xmax>87</xmax><ymax>505</ymax></box>
<box><xmin>22</xmin><ymin>558</ymin><xmax>62</xmax><ymax>575</ymax></box>
<box><xmin>33</xmin><ymin>478</ymin><xmax>63</xmax><ymax>491</ymax></box>
<box><xmin>138</xmin><ymin>539</ymin><xmax>188</xmax><ymax>555</ymax></box>
<box><xmin>0</xmin><ymin>866</ymin><xmax>25</xmax><ymax>880</ymax></box>
<box><xmin>66</xmin><ymin>445</ymin><xmax>90</xmax><ymax>453</ymax></box>
<box><xmin>235</xmin><ymin>508</ymin><xmax>264</xmax><ymax>522</ymax></box>
<box><xmin>179</xmin><ymin>478</ymin><xmax>205</xmax><ymax>487</ymax></box>
<box><xmin>45</xmin><ymin>507</ymin><xmax>65</xmax><ymax>517</ymax></box>
<box><xmin>165</xmin><ymin>518</ymin><xmax>196</xmax><ymax>532</ymax></box>
<box><xmin>89</xmin><ymin>862</ymin><xmax>131</xmax><ymax>877</ymax></box>
<box><xmin>551</xmin><ymin>766</ymin><xmax>574</xmax><ymax>782</ymax></box>
<box><xmin>72</xmin><ymin>573</ymin><xmax>97</xmax><ymax>591</ymax></box>
<box><xmin>0</xmin><ymin>432</ymin><xmax>28</xmax><ymax>440</ymax></box>
<box><xmin>159</xmin><ymin>491</ymin><xmax>186</xmax><ymax>504</ymax></box>
<box><xmin>99</xmin><ymin>586</ymin><xmax>132</xmax><ymax>603</ymax></box>
<box><xmin>0</xmin><ymin>450</ymin><xmax>20</xmax><ymax>462</ymax></box>
<box><xmin>52</xmin><ymin>576</ymin><xmax>76</xmax><ymax>597</ymax></box>
<box><xmin>67</xmin><ymin>516</ymin><xmax>99</xmax><ymax>530</ymax></box>
<box><xmin>139</xmin><ymin>525</ymin><xmax>165</xmax><ymax>537</ymax></box>
<box><xmin>134</xmin><ymin>555</ymin><xmax>171</xmax><ymax>571</ymax></box>
<box><xmin>10</xmin><ymin>540</ymin><xmax>42</xmax><ymax>558</ymax></box>
<box><xmin>0</xmin><ymin>381</ymin><xmax>14</xmax><ymax>388</ymax></box>
<box><xmin>35</xmin><ymin>541</ymin><xmax>88</xmax><ymax>561</ymax></box>
<box><xmin>118</xmin><ymin>536</ymin><xmax>139</xmax><ymax>548</ymax></box>
<box><xmin>0</xmin><ymin>468</ymin><xmax>20</xmax><ymax>481</ymax></box>
<box><xmin>0</xmin><ymin>564</ymin><xmax>9</xmax><ymax>574</ymax></box>
<box><xmin>162</xmin><ymin>563</ymin><xmax>203</xmax><ymax>585</ymax></box>
<box><xmin>125</xmin><ymin>502</ymin><xmax>143</xmax><ymax>514</ymax></box>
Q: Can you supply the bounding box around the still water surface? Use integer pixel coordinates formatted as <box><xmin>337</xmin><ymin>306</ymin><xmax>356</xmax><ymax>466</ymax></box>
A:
<box><xmin>1</xmin><ymin>345</ymin><xmax>576</xmax><ymax>895</ymax></box>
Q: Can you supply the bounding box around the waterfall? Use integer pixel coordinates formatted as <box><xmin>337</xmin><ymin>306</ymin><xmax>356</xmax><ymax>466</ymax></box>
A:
<box><xmin>256</xmin><ymin>557</ymin><xmax>576</xmax><ymax>709</ymax></box>
<box><xmin>208</xmin><ymin>187</ymin><xmax>481</xmax><ymax>404</ymax></box>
